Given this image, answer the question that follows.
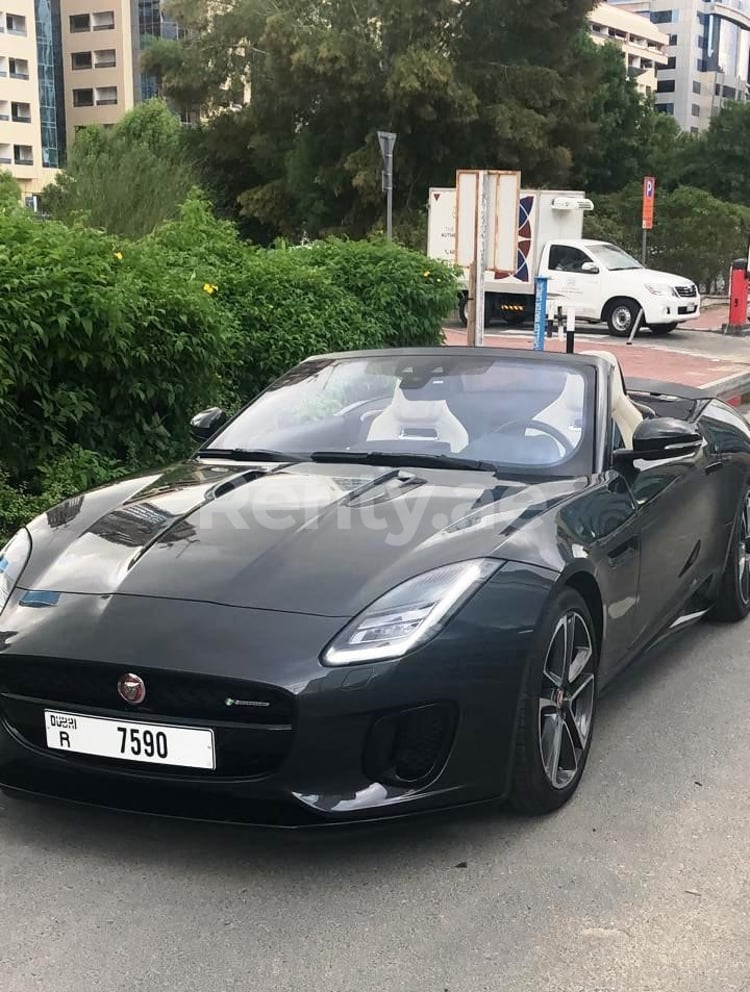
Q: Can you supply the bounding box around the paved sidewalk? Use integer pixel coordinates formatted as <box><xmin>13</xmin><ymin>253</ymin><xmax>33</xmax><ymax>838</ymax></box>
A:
<box><xmin>444</xmin><ymin>323</ymin><xmax>750</xmax><ymax>404</ymax></box>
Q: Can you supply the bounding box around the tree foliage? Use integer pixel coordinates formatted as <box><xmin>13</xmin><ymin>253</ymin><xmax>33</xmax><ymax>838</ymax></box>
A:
<box><xmin>0</xmin><ymin>170</ymin><xmax>21</xmax><ymax>213</ymax></box>
<box><xmin>41</xmin><ymin>100</ymin><xmax>200</xmax><ymax>238</ymax></box>
<box><xmin>147</xmin><ymin>0</ymin><xmax>601</xmax><ymax>241</ymax></box>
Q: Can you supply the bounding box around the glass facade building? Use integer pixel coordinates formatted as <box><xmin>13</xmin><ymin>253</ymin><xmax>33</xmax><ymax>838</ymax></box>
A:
<box><xmin>138</xmin><ymin>0</ymin><xmax>184</xmax><ymax>102</ymax></box>
<box><xmin>34</xmin><ymin>0</ymin><xmax>65</xmax><ymax>167</ymax></box>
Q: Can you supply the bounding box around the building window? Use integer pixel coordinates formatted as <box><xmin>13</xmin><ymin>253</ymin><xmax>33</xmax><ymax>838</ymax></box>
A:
<box><xmin>724</xmin><ymin>85</ymin><xmax>737</xmax><ymax>99</ymax></box>
<box><xmin>11</xmin><ymin>101</ymin><xmax>31</xmax><ymax>123</ymax></box>
<box><xmin>651</xmin><ymin>10</ymin><xmax>674</xmax><ymax>24</ymax></box>
<box><xmin>69</xmin><ymin>13</ymin><xmax>90</xmax><ymax>32</ymax></box>
<box><xmin>71</xmin><ymin>51</ymin><xmax>92</xmax><ymax>70</ymax></box>
<box><xmin>0</xmin><ymin>143</ymin><xmax>11</xmax><ymax>165</ymax></box>
<box><xmin>697</xmin><ymin>58</ymin><xmax>707</xmax><ymax>71</ymax></box>
<box><xmin>94</xmin><ymin>48</ymin><xmax>116</xmax><ymax>68</ymax></box>
<box><xmin>95</xmin><ymin>85</ymin><xmax>117</xmax><ymax>105</ymax></box>
<box><xmin>92</xmin><ymin>10</ymin><xmax>115</xmax><ymax>30</ymax></box>
<box><xmin>657</xmin><ymin>79</ymin><xmax>676</xmax><ymax>93</ymax></box>
<box><xmin>5</xmin><ymin>13</ymin><xmax>27</xmax><ymax>35</ymax></box>
<box><xmin>693</xmin><ymin>80</ymin><xmax>702</xmax><ymax>94</ymax></box>
<box><xmin>656</xmin><ymin>102</ymin><xmax>675</xmax><ymax>114</ymax></box>
<box><xmin>669</xmin><ymin>33</ymin><xmax>677</xmax><ymax>45</ymax></box>
<box><xmin>8</xmin><ymin>57</ymin><xmax>29</xmax><ymax>79</ymax></box>
<box><xmin>13</xmin><ymin>144</ymin><xmax>34</xmax><ymax>166</ymax></box>
<box><xmin>667</xmin><ymin>56</ymin><xmax>676</xmax><ymax>68</ymax></box>
<box><xmin>0</xmin><ymin>101</ymin><xmax>8</xmax><ymax>121</ymax></box>
<box><xmin>691</xmin><ymin>126</ymin><xmax>699</xmax><ymax>134</ymax></box>
<box><xmin>72</xmin><ymin>87</ymin><xmax>94</xmax><ymax>107</ymax></box>
<box><xmin>692</xmin><ymin>103</ymin><xmax>701</xmax><ymax>117</ymax></box>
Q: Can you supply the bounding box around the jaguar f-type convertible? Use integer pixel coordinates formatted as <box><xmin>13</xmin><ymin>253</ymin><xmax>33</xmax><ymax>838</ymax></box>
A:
<box><xmin>0</xmin><ymin>347</ymin><xmax>748</xmax><ymax>824</ymax></box>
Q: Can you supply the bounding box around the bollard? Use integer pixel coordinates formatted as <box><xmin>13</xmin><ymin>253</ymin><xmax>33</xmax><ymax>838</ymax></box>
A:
<box><xmin>724</xmin><ymin>259</ymin><xmax>750</xmax><ymax>336</ymax></box>
<box><xmin>533</xmin><ymin>276</ymin><xmax>549</xmax><ymax>351</ymax></box>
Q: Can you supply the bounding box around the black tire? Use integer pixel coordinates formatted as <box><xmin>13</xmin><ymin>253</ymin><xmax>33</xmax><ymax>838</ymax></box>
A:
<box><xmin>509</xmin><ymin>587</ymin><xmax>599</xmax><ymax>815</ymax></box>
<box><xmin>458</xmin><ymin>294</ymin><xmax>468</xmax><ymax>328</ymax></box>
<box><xmin>712</xmin><ymin>489</ymin><xmax>750</xmax><ymax>622</ymax></box>
<box><xmin>649</xmin><ymin>323</ymin><xmax>678</xmax><ymax>336</ymax></box>
<box><xmin>605</xmin><ymin>298</ymin><xmax>640</xmax><ymax>337</ymax></box>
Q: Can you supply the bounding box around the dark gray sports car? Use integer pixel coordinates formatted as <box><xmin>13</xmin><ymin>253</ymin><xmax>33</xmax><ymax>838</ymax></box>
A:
<box><xmin>0</xmin><ymin>347</ymin><xmax>748</xmax><ymax>825</ymax></box>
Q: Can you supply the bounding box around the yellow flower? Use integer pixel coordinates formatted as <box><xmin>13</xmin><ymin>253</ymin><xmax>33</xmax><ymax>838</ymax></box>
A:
<box><xmin>202</xmin><ymin>283</ymin><xmax>218</xmax><ymax>295</ymax></box>
<box><xmin>423</xmin><ymin>270</ymin><xmax>431</xmax><ymax>278</ymax></box>
<box><xmin>113</xmin><ymin>251</ymin><xmax>123</xmax><ymax>261</ymax></box>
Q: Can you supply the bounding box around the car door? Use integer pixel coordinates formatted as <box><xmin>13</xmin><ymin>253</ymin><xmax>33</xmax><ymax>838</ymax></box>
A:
<box><xmin>545</xmin><ymin>245</ymin><xmax>601</xmax><ymax>320</ymax></box>
<box><xmin>625</xmin><ymin>436</ymin><xmax>716</xmax><ymax>641</ymax></box>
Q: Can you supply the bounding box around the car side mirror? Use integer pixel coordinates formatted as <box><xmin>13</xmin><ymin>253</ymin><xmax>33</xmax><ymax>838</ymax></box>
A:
<box><xmin>615</xmin><ymin>417</ymin><xmax>703</xmax><ymax>463</ymax></box>
<box><xmin>190</xmin><ymin>407</ymin><xmax>227</xmax><ymax>444</ymax></box>
<box><xmin>580</xmin><ymin>261</ymin><xmax>599</xmax><ymax>274</ymax></box>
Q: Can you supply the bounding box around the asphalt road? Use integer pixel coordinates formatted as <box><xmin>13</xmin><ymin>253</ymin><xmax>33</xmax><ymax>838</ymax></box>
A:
<box><xmin>1</xmin><ymin>618</ymin><xmax>749</xmax><ymax>992</ymax></box>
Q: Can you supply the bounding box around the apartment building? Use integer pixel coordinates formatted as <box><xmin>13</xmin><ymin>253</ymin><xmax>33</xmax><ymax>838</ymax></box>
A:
<box><xmin>589</xmin><ymin>1</ymin><xmax>670</xmax><ymax>95</ymax></box>
<box><xmin>611</xmin><ymin>0</ymin><xmax>750</xmax><ymax>131</ymax></box>
<box><xmin>59</xmin><ymin>0</ymin><xmax>135</xmax><ymax>146</ymax></box>
<box><xmin>0</xmin><ymin>0</ymin><xmax>62</xmax><ymax>196</ymax></box>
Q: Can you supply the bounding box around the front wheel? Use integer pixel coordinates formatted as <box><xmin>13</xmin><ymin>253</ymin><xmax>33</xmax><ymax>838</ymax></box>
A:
<box><xmin>509</xmin><ymin>588</ymin><xmax>598</xmax><ymax>814</ymax></box>
<box><xmin>605</xmin><ymin>298</ymin><xmax>640</xmax><ymax>337</ymax></box>
<box><xmin>649</xmin><ymin>322</ymin><xmax>678</xmax><ymax>336</ymax></box>
<box><xmin>712</xmin><ymin>489</ymin><xmax>750</xmax><ymax>622</ymax></box>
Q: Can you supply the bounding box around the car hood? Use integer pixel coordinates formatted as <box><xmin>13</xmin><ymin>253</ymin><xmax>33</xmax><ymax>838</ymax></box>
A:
<box><xmin>22</xmin><ymin>459</ymin><xmax>583</xmax><ymax>617</ymax></box>
<box><xmin>616</xmin><ymin>267</ymin><xmax>695</xmax><ymax>289</ymax></box>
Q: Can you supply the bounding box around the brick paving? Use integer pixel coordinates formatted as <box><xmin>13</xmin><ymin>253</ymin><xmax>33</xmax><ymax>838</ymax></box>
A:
<box><xmin>443</xmin><ymin>327</ymin><xmax>750</xmax><ymax>397</ymax></box>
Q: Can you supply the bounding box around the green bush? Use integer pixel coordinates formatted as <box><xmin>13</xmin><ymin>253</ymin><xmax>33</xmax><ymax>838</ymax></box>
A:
<box><xmin>304</xmin><ymin>238</ymin><xmax>456</xmax><ymax>348</ymax></box>
<box><xmin>0</xmin><ymin>200</ymin><xmax>457</xmax><ymax>539</ymax></box>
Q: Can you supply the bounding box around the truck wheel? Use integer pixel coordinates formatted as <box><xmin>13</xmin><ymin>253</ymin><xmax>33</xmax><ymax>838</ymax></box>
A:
<box><xmin>649</xmin><ymin>323</ymin><xmax>678</xmax><ymax>336</ymax></box>
<box><xmin>458</xmin><ymin>294</ymin><xmax>468</xmax><ymax>328</ymax></box>
<box><xmin>605</xmin><ymin>298</ymin><xmax>640</xmax><ymax>337</ymax></box>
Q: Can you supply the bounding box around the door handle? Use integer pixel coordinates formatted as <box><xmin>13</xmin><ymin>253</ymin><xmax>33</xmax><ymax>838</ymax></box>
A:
<box><xmin>705</xmin><ymin>461</ymin><xmax>723</xmax><ymax>475</ymax></box>
<box><xmin>608</xmin><ymin>536</ymin><xmax>639</xmax><ymax>563</ymax></box>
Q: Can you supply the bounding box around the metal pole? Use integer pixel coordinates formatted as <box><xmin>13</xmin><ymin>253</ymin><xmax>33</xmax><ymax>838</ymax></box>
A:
<box><xmin>474</xmin><ymin>171</ymin><xmax>490</xmax><ymax>347</ymax></box>
<box><xmin>386</xmin><ymin>147</ymin><xmax>393</xmax><ymax>241</ymax></box>
<box><xmin>533</xmin><ymin>276</ymin><xmax>549</xmax><ymax>351</ymax></box>
<box><xmin>641</xmin><ymin>227</ymin><xmax>647</xmax><ymax>266</ymax></box>
<box><xmin>466</xmin><ymin>261</ymin><xmax>477</xmax><ymax>347</ymax></box>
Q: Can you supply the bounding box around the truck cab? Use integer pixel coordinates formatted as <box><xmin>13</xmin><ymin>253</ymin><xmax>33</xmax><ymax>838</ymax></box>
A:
<box><xmin>541</xmin><ymin>239</ymin><xmax>701</xmax><ymax>337</ymax></box>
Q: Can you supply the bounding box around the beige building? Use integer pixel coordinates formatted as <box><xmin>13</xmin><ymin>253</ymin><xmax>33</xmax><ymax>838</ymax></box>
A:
<box><xmin>0</xmin><ymin>0</ymin><xmax>48</xmax><ymax>195</ymax></box>
<box><xmin>59</xmin><ymin>0</ymin><xmax>136</xmax><ymax>148</ymax></box>
<box><xmin>588</xmin><ymin>1</ymin><xmax>669</xmax><ymax>95</ymax></box>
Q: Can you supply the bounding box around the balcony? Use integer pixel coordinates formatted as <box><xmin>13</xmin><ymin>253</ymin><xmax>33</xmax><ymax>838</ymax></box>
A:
<box><xmin>11</xmin><ymin>115</ymin><xmax>31</xmax><ymax>123</ymax></box>
<box><xmin>9</xmin><ymin>71</ymin><xmax>30</xmax><ymax>80</ymax></box>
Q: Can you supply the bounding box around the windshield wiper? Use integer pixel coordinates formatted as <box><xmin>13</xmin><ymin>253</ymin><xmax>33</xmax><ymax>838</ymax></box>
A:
<box><xmin>310</xmin><ymin>450</ymin><xmax>498</xmax><ymax>473</ymax></box>
<box><xmin>196</xmin><ymin>448</ymin><xmax>301</xmax><ymax>463</ymax></box>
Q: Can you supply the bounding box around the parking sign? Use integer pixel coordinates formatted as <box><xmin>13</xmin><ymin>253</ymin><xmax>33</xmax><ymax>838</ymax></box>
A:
<box><xmin>642</xmin><ymin>176</ymin><xmax>656</xmax><ymax>230</ymax></box>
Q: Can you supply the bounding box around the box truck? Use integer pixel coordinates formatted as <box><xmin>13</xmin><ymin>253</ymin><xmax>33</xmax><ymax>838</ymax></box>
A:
<box><xmin>427</xmin><ymin>187</ymin><xmax>701</xmax><ymax>337</ymax></box>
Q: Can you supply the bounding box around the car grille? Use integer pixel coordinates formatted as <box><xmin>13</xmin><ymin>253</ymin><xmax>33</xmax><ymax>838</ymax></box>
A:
<box><xmin>0</xmin><ymin>657</ymin><xmax>295</xmax><ymax>779</ymax></box>
<box><xmin>675</xmin><ymin>285</ymin><xmax>697</xmax><ymax>298</ymax></box>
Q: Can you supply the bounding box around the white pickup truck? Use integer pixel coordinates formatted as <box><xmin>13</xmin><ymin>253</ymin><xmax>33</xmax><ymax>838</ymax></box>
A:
<box><xmin>427</xmin><ymin>187</ymin><xmax>701</xmax><ymax>337</ymax></box>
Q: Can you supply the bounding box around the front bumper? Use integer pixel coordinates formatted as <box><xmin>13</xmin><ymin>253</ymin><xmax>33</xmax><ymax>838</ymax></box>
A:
<box><xmin>642</xmin><ymin>295</ymin><xmax>701</xmax><ymax>325</ymax></box>
<box><xmin>0</xmin><ymin>567</ymin><xmax>551</xmax><ymax>825</ymax></box>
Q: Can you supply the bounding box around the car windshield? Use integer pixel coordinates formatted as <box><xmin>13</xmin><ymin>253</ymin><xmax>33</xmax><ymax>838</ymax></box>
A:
<box><xmin>591</xmin><ymin>243</ymin><xmax>643</xmax><ymax>271</ymax></box>
<box><xmin>205</xmin><ymin>354</ymin><xmax>596</xmax><ymax>476</ymax></box>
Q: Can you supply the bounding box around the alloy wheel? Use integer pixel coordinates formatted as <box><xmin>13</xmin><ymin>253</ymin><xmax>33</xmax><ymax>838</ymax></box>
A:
<box><xmin>538</xmin><ymin>611</ymin><xmax>596</xmax><ymax>790</ymax></box>
<box><xmin>738</xmin><ymin>492</ymin><xmax>750</xmax><ymax>605</ymax></box>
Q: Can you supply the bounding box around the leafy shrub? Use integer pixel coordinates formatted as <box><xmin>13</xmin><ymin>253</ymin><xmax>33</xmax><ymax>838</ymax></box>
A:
<box><xmin>304</xmin><ymin>238</ymin><xmax>456</xmax><ymax>347</ymax></box>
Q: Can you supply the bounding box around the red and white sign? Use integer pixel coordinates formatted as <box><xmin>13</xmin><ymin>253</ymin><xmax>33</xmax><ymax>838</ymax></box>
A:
<box><xmin>642</xmin><ymin>176</ymin><xmax>656</xmax><ymax>230</ymax></box>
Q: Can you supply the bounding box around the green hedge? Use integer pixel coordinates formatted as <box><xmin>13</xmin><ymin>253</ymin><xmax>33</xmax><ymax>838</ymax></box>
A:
<box><xmin>0</xmin><ymin>195</ymin><xmax>457</xmax><ymax>536</ymax></box>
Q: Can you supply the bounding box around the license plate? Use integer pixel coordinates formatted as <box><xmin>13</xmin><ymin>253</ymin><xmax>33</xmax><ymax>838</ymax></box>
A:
<box><xmin>44</xmin><ymin>710</ymin><xmax>215</xmax><ymax>770</ymax></box>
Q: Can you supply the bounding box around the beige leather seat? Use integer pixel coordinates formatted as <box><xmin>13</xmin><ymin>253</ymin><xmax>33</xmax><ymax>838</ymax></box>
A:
<box><xmin>367</xmin><ymin>388</ymin><xmax>469</xmax><ymax>452</ymax></box>
<box><xmin>581</xmin><ymin>350</ymin><xmax>643</xmax><ymax>447</ymax></box>
<box><xmin>533</xmin><ymin>372</ymin><xmax>586</xmax><ymax>454</ymax></box>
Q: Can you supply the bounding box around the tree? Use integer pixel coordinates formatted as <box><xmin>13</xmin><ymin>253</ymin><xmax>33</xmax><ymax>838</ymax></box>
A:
<box><xmin>679</xmin><ymin>101</ymin><xmax>750</xmax><ymax>207</ymax></box>
<box><xmin>42</xmin><ymin>100</ymin><xmax>200</xmax><ymax>238</ymax></box>
<box><xmin>0</xmin><ymin>170</ymin><xmax>21</xmax><ymax>213</ymax></box>
<box><xmin>146</xmin><ymin>0</ymin><xmax>599</xmax><ymax>242</ymax></box>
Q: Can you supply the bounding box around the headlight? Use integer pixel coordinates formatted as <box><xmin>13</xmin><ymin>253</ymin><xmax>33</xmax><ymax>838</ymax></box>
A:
<box><xmin>0</xmin><ymin>528</ymin><xmax>31</xmax><ymax>615</ymax></box>
<box><xmin>645</xmin><ymin>283</ymin><xmax>678</xmax><ymax>297</ymax></box>
<box><xmin>322</xmin><ymin>559</ymin><xmax>500</xmax><ymax>666</ymax></box>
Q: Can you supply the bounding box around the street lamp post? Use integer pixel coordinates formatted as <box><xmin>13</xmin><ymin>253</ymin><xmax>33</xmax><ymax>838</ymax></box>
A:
<box><xmin>377</xmin><ymin>130</ymin><xmax>397</xmax><ymax>240</ymax></box>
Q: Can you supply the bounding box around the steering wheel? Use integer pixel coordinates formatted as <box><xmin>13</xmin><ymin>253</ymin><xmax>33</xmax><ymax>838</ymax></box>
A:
<box><xmin>490</xmin><ymin>418</ymin><xmax>575</xmax><ymax>456</ymax></box>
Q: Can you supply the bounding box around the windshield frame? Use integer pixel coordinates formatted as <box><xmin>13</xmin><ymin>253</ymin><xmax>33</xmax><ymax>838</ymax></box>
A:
<box><xmin>201</xmin><ymin>349</ymin><xmax>601</xmax><ymax>479</ymax></box>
